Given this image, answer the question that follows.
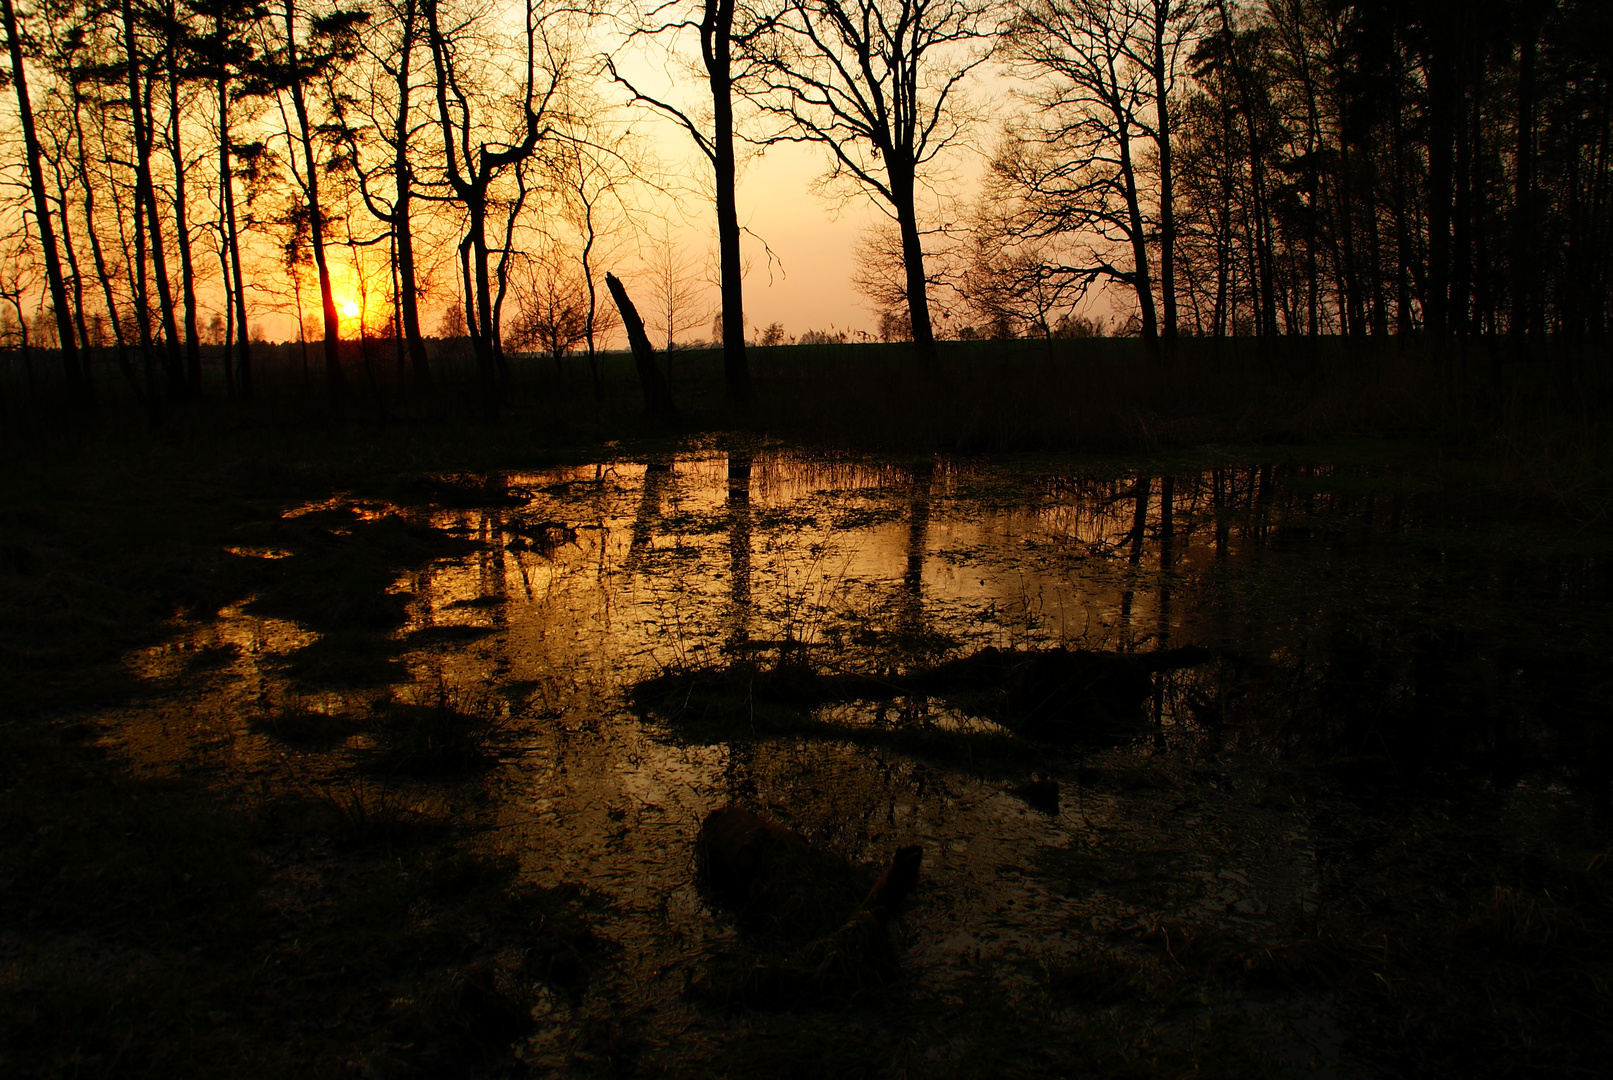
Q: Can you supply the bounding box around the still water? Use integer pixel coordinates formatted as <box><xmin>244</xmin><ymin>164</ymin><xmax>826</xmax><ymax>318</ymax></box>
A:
<box><xmin>114</xmin><ymin>451</ymin><xmax>1611</xmax><ymax>1068</ymax></box>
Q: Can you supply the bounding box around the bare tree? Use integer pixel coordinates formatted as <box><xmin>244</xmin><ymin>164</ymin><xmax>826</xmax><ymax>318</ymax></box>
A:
<box><xmin>425</xmin><ymin>0</ymin><xmax>564</xmax><ymax>419</ymax></box>
<box><xmin>2</xmin><ymin>0</ymin><xmax>87</xmax><ymax>394</ymax></box>
<box><xmin>849</xmin><ymin>220</ymin><xmax>950</xmax><ymax>337</ymax></box>
<box><xmin>641</xmin><ymin>222</ymin><xmax>711</xmax><ymax>350</ymax></box>
<box><xmin>337</xmin><ymin>0</ymin><xmax>437</xmax><ymax>394</ymax></box>
<box><xmin>998</xmin><ymin>0</ymin><xmax>1197</xmax><ymax>351</ymax></box>
<box><xmin>151</xmin><ymin>0</ymin><xmax>205</xmax><ymax>395</ymax></box>
<box><xmin>960</xmin><ymin>198</ymin><xmax>1091</xmax><ymax>340</ymax></box>
<box><xmin>551</xmin><ymin>123</ymin><xmax>631</xmax><ymax>400</ymax></box>
<box><xmin>1130</xmin><ymin>0</ymin><xmax>1200</xmax><ymax>343</ymax></box>
<box><xmin>34</xmin><ymin>20</ymin><xmax>95</xmax><ymax>382</ymax></box>
<box><xmin>46</xmin><ymin>20</ymin><xmax>149</xmax><ymax>404</ymax></box>
<box><xmin>262</xmin><ymin>0</ymin><xmax>370</xmax><ymax>401</ymax></box>
<box><xmin>0</xmin><ymin>239</ymin><xmax>43</xmax><ymax>395</ymax></box>
<box><xmin>423</xmin><ymin>0</ymin><xmax>563</xmax><ymax>419</ymax></box>
<box><xmin>510</xmin><ymin>247</ymin><xmax>588</xmax><ymax>380</ymax></box>
<box><xmin>120</xmin><ymin>0</ymin><xmax>187</xmax><ymax>392</ymax></box>
<box><xmin>188</xmin><ymin>0</ymin><xmax>271</xmax><ymax>398</ymax></box>
<box><xmin>610</xmin><ymin>0</ymin><xmax>761</xmax><ymax>402</ymax></box>
<box><xmin>750</xmin><ymin>0</ymin><xmax>995</xmax><ymax>369</ymax></box>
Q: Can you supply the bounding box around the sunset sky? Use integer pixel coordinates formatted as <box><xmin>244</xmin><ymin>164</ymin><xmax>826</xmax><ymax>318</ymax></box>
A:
<box><xmin>274</xmin><ymin>38</ymin><xmax>944</xmax><ymax>347</ymax></box>
<box><xmin>566</xmin><ymin>32</ymin><xmax>989</xmax><ymax>348</ymax></box>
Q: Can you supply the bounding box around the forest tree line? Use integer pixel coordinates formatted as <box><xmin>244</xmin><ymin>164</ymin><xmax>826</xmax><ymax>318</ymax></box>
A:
<box><xmin>0</xmin><ymin>0</ymin><xmax>1608</xmax><ymax>419</ymax></box>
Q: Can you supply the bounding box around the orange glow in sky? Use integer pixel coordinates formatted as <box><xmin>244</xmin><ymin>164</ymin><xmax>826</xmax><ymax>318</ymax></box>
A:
<box><xmin>333</xmin><ymin>290</ymin><xmax>378</xmax><ymax>338</ymax></box>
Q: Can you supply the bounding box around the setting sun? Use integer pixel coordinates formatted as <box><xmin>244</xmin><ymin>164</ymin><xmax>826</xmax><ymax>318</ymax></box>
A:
<box><xmin>337</xmin><ymin>298</ymin><xmax>361</xmax><ymax>320</ymax></box>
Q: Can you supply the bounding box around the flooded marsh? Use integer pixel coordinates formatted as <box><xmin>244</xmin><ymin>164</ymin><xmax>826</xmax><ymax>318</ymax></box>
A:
<box><xmin>7</xmin><ymin>448</ymin><xmax>1613</xmax><ymax>1077</ymax></box>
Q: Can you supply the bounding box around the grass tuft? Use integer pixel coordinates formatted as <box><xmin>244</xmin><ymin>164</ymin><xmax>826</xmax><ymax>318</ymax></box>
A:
<box><xmin>370</xmin><ymin>674</ymin><xmax>509</xmax><ymax>777</ymax></box>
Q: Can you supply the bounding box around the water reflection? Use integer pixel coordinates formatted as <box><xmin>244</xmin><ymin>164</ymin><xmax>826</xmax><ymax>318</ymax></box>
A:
<box><xmin>136</xmin><ymin>455</ymin><xmax>1613</xmax><ymax>791</ymax></box>
<box><xmin>725</xmin><ymin>452</ymin><xmax>752</xmax><ymax>655</ymax></box>
<box><xmin>627</xmin><ymin>458</ymin><xmax>673</xmax><ymax>565</ymax></box>
<box><xmin>109</xmin><ymin>451</ymin><xmax>1613</xmax><ymax>1061</ymax></box>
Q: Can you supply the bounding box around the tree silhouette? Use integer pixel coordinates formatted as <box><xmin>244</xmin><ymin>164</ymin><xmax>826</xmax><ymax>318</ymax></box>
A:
<box><xmin>610</xmin><ymin>0</ymin><xmax>761</xmax><ymax>402</ymax></box>
<box><xmin>423</xmin><ymin>0</ymin><xmax>562</xmax><ymax>419</ymax></box>
<box><xmin>751</xmin><ymin>0</ymin><xmax>995</xmax><ymax>369</ymax></box>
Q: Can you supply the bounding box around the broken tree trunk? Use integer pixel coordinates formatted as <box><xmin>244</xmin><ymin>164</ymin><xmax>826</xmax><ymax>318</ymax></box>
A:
<box><xmin>605</xmin><ymin>272</ymin><xmax>676</xmax><ymax>424</ymax></box>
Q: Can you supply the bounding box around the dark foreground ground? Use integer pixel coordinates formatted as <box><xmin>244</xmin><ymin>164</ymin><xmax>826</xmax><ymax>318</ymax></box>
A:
<box><xmin>3</xmin><ymin>342</ymin><xmax>1611</xmax><ymax>1077</ymax></box>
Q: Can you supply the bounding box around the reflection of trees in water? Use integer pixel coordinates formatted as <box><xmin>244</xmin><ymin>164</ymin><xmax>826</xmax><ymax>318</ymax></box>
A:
<box><xmin>1157</xmin><ymin>475</ymin><xmax>1175</xmax><ymax>646</ymax></box>
<box><xmin>1127</xmin><ymin>476</ymin><xmax>1150</xmax><ymax>567</ymax></box>
<box><xmin>898</xmin><ymin>461</ymin><xmax>934</xmax><ymax>640</ymax></box>
<box><xmin>1153</xmin><ymin>477</ymin><xmax>1177</xmax><ymax>742</ymax></box>
<box><xmin>479</xmin><ymin>506</ymin><xmax>521</xmax><ymax>682</ymax></box>
<box><xmin>904</xmin><ymin>462</ymin><xmax>933</xmax><ymax>595</ymax></box>
<box><xmin>1119</xmin><ymin>477</ymin><xmax>1149</xmax><ymax>650</ymax></box>
<box><xmin>482</xmin><ymin>508</ymin><xmax>508</xmax><ymax>612</ymax></box>
<box><xmin>1212</xmin><ymin>468</ymin><xmax>1228</xmax><ymax>560</ymax></box>
<box><xmin>726</xmin><ymin>452</ymin><xmax>752</xmax><ymax>654</ymax></box>
<box><xmin>1158</xmin><ymin>476</ymin><xmax>1175</xmax><ymax>574</ymax></box>
<box><xmin>627</xmin><ymin>459</ymin><xmax>673</xmax><ymax>566</ymax></box>
<box><xmin>722</xmin><ymin>452</ymin><xmax>759</xmax><ymax>802</ymax></box>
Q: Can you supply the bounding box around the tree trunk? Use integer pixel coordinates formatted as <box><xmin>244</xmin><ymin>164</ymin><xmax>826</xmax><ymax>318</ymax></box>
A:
<box><xmin>217</xmin><ymin>62</ymin><xmax>252</xmax><ymax>397</ymax></box>
<box><xmin>1390</xmin><ymin>46</ymin><xmax>1413</xmax><ymax>336</ymax></box>
<box><xmin>468</xmin><ymin>204</ymin><xmax>500</xmax><ymax>418</ymax></box>
<box><xmin>1468</xmin><ymin>71</ymin><xmax>1492</xmax><ymax>337</ymax></box>
<box><xmin>51</xmin><ymin>167</ymin><xmax>93</xmax><ymax>386</ymax></box>
<box><xmin>1291</xmin><ymin>5</ymin><xmax>1321</xmax><ymax>338</ymax></box>
<box><xmin>490</xmin><ymin>163</ymin><xmax>528</xmax><ymax>392</ymax></box>
<box><xmin>888</xmin><ymin>157</ymin><xmax>939</xmax><ymax>369</ymax></box>
<box><xmin>1151</xmin><ymin>1</ymin><xmax>1177</xmax><ymax>345</ymax></box>
<box><xmin>393</xmin><ymin>212</ymin><xmax>432</xmax><ymax>389</ymax></box>
<box><xmin>1218</xmin><ymin>4</ymin><xmax>1272</xmax><ymax>338</ymax></box>
<box><xmin>1115</xmin><ymin>116</ymin><xmax>1159</xmax><ymax>346</ymax></box>
<box><xmin>386</xmin><ymin>0</ymin><xmax>430</xmax><ymax>392</ymax></box>
<box><xmin>581</xmin><ymin>206</ymin><xmax>602</xmax><ymax>402</ymax></box>
<box><xmin>1213</xmin><ymin>100</ymin><xmax>1234</xmax><ymax>338</ymax></box>
<box><xmin>219</xmin><ymin>242</ymin><xmax>234</xmax><ymax>395</ymax></box>
<box><xmin>80</xmin><ymin>166</ymin><xmax>144</xmax><ymax>404</ymax></box>
<box><xmin>3</xmin><ymin>0</ymin><xmax>83</xmax><ymax>393</ymax></box>
<box><xmin>70</xmin><ymin>86</ymin><xmax>128</xmax><ymax>383</ymax></box>
<box><xmin>1510</xmin><ymin>19</ymin><xmax>1536</xmax><ymax>346</ymax></box>
<box><xmin>1451</xmin><ymin>58</ymin><xmax>1472</xmax><ymax>338</ymax></box>
<box><xmin>706</xmin><ymin>0</ymin><xmax>752</xmax><ymax>402</ymax></box>
<box><xmin>128</xmin><ymin>119</ymin><xmax>161</xmax><ymax>403</ymax></box>
<box><xmin>123</xmin><ymin>0</ymin><xmax>183</xmax><ymax>392</ymax></box>
<box><xmin>166</xmin><ymin>36</ymin><xmax>202</xmax><ymax>395</ymax></box>
<box><xmin>1362</xmin><ymin>148</ymin><xmax>1388</xmax><ymax>338</ymax></box>
<box><xmin>1336</xmin><ymin>119</ymin><xmax>1363</xmax><ymax>337</ymax></box>
<box><xmin>606</xmin><ymin>272</ymin><xmax>676</xmax><ymax>424</ymax></box>
<box><xmin>284</xmin><ymin>0</ymin><xmax>343</xmax><ymax>400</ymax></box>
<box><xmin>1591</xmin><ymin>75</ymin><xmax>1611</xmax><ymax>339</ymax></box>
<box><xmin>1251</xmin><ymin>146</ymin><xmax>1277</xmax><ymax>337</ymax></box>
<box><xmin>1426</xmin><ymin>50</ymin><xmax>1454</xmax><ymax>339</ymax></box>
